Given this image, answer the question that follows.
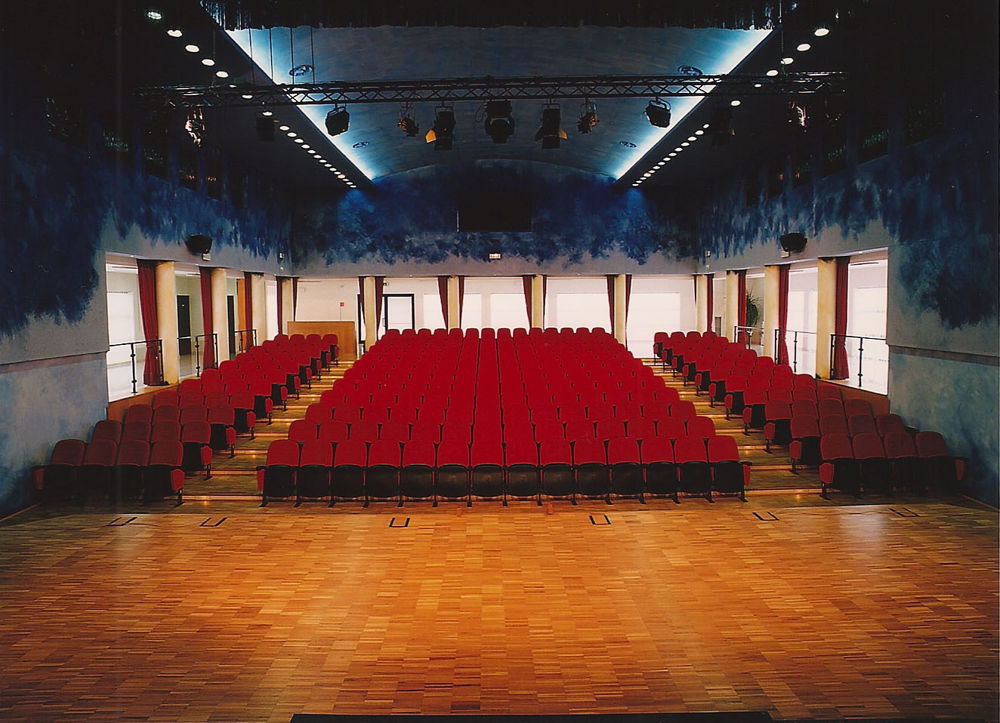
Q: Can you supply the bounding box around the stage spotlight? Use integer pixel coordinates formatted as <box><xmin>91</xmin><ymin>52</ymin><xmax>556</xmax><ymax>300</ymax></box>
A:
<box><xmin>425</xmin><ymin>107</ymin><xmax>455</xmax><ymax>150</ymax></box>
<box><xmin>709</xmin><ymin>106</ymin><xmax>734</xmax><ymax>146</ymax></box>
<box><xmin>576</xmin><ymin>101</ymin><xmax>598</xmax><ymax>134</ymax></box>
<box><xmin>484</xmin><ymin>100</ymin><xmax>515</xmax><ymax>143</ymax></box>
<box><xmin>535</xmin><ymin>106</ymin><xmax>567</xmax><ymax>149</ymax></box>
<box><xmin>645</xmin><ymin>100</ymin><xmax>672</xmax><ymax>128</ymax></box>
<box><xmin>255</xmin><ymin>112</ymin><xmax>275</xmax><ymax>141</ymax></box>
<box><xmin>325</xmin><ymin>107</ymin><xmax>349</xmax><ymax>136</ymax></box>
<box><xmin>787</xmin><ymin>101</ymin><xmax>808</xmax><ymax>130</ymax></box>
<box><xmin>397</xmin><ymin>103</ymin><xmax>419</xmax><ymax>137</ymax></box>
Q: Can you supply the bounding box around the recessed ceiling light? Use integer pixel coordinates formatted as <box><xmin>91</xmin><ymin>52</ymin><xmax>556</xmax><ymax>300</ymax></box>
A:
<box><xmin>201</xmin><ymin>58</ymin><xmax>215</xmax><ymax>67</ymax></box>
<box><xmin>166</xmin><ymin>29</ymin><xmax>182</xmax><ymax>37</ymax></box>
<box><xmin>184</xmin><ymin>44</ymin><xmax>199</xmax><ymax>53</ymax></box>
<box><xmin>261</xmin><ymin>110</ymin><xmax>273</xmax><ymax>117</ymax></box>
<box><xmin>336</xmin><ymin>173</ymin><xmax>347</xmax><ymax>179</ymax></box>
<box><xmin>674</xmin><ymin>147</ymin><xmax>683</xmax><ymax>152</ymax></box>
<box><xmin>301</xmin><ymin>144</ymin><xmax>310</xmax><ymax>149</ymax></box>
<box><xmin>286</xmin><ymin>131</ymin><xmax>297</xmax><ymax>137</ymax></box>
<box><xmin>687</xmin><ymin>136</ymin><xmax>697</xmax><ymax>141</ymax></box>
<box><xmin>146</xmin><ymin>9</ymin><xmax>163</xmax><ymax>21</ymax></box>
<box><xmin>753</xmin><ymin>82</ymin><xmax>762</xmax><ymax>88</ymax></box>
<box><xmin>780</xmin><ymin>57</ymin><xmax>794</xmax><ymax>65</ymax></box>
<box><xmin>668</xmin><ymin>152</ymin><xmax>677</xmax><ymax>157</ymax></box>
<box><xmin>278</xmin><ymin>125</ymin><xmax>290</xmax><ymax>131</ymax></box>
<box><xmin>681</xmin><ymin>141</ymin><xmax>690</xmax><ymax>146</ymax></box>
<box><xmin>664</xmin><ymin>157</ymin><xmax>672</xmax><ymax>162</ymax></box>
<box><xmin>215</xmin><ymin>70</ymin><xmax>228</xmax><ymax>78</ymax></box>
<box><xmin>241</xmin><ymin>93</ymin><xmax>253</xmax><ymax>100</ymax></box>
<box><xmin>642</xmin><ymin>172</ymin><xmax>652</xmax><ymax>178</ymax></box>
<box><xmin>631</xmin><ymin>183</ymin><xmax>640</xmax><ymax>187</ymax></box>
<box><xmin>702</xmin><ymin>123</ymin><xmax>710</xmax><ymax>129</ymax></box>
<box><xmin>766</xmin><ymin>69</ymin><xmax>779</xmax><ymax>77</ymax></box>
<box><xmin>328</xmin><ymin>167</ymin><xmax>336</xmax><ymax>172</ymax></box>
<box><xmin>730</xmin><ymin>99</ymin><xmax>742</xmax><ymax>107</ymax></box>
<box><xmin>814</xmin><ymin>26</ymin><xmax>830</xmax><ymax>37</ymax></box>
<box><xmin>797</xmin><ymin>42</ymin><xmax>812</xmax><ymax>52</ymax></box>
<box><xmin>654</xmin><ymin>162</ymin><xmax>664</xmax><ymax>168</ymax></box>
<box><xmin>695</xmin><ymin>129</ymin><xmax>704</xmax><ymax>135</ymax></box>
<box><xmin>294</xmin><ymin>138</ymin><xmax>304</xmax><ymax>144</ymax></box>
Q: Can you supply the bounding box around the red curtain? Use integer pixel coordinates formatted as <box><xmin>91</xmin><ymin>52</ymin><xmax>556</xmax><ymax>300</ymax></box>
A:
<box><xmin>736</xmin><ymin>270</ymin><xmax>748</xmax><ymax>343</ymax></box>
<box><xmin>437</xmin><ymin>275</ymin><xmax>449</xmax><ymax>327</ymax></box>
<box><xmin>457</xmin><ymin>276</ymin><xmax>465</xmax><ymax>325</ymax></box>
<box><xmin>243</xmin><ymin>271</ymin><xmax>254</xmax><ymax>348</ymax></box>
<box><xmin>199</xmin><ymin>267</ymin><xmax>215</xmax><ymax>369</ymax></box>
<box><xmin>777</xmin><ymin>264</ymin><xmax>790</xmax><ymax>364</ymax></box>
<box><xmin>276</xmin><ymin>276</ymin><xmax>284</xmax><ymax>336</ymax></box>
<box><xmin>522</xmin><ymin>275</ymin><xmax>532</xmax><ymax>324</ymax></box>
<box><xmin>606</xmin><ymin>275</ymin><xmax>615</xmax><ymax>328</ymax></box>
<box><xmin>625</xmin><ymin>274</ymin><xmax>632</xmax><ymax>319</ymax></box>
<box><xmin>706</xmin><ymin>273</ymin><xmax>714</xmax><ymax>332</ymax></box>
<box><xmin>137</xmin><ymin>260</ymin><xmax>161</xmax><ymax>385</ymax></box>
<box><xmin>831</xmin><ymin>257</ymin><xmax>850</xmax><ymax>379</ymax></box>
<box><xmin>374</xmin><ymin>276</ymin><xmax>385</xmax><ymax>332</ymax></box>
<box><xmin>292</xmin><ymin>277</ymin><xmax>298</xmax><ymax>320</ymax></box>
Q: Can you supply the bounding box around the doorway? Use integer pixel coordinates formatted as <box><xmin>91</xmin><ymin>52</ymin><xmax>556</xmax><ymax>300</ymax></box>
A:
<box><xmin>177</xmin><ymin>296</ymin><xmax>191</xmax><ymax>355</ymax></box>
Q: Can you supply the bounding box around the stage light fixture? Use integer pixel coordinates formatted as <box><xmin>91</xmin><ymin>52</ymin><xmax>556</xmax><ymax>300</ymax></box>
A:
<box><xmin>484</xmin><ymin>100</ymin><xmax>515</xmax><ymax>143</ymax></box>
<box><xmin>425</xmin><ymin>107</ymin><xmax>455</xmax><ymax>150</ymax></box>
<box><xmin>325</xmin><ymin>107</ymin><xmax>350</xmax><ymax>136</ymax></box>
<box><xmin>255</xmin><ymin>112</ymin><xmax>275</xmax><ymax>141</ymax></box>
<box><xmin>576</xmin><ymin>101</ymin><xmax>598</xmax><ymax>134</ymax></box>
<box><xmin>787</xmin><ymin>101</ymin><xmax>808</xmax><ymax>129</ymax></box>
<box><xmin>535</xmin><ymin>106</ymin><xmax>567</xmax><ymax>149</ymax></box>
<box><xmin>644</xmin><ymin>100</ymin><xmax>671</xmax><ymax>128</ymax></box>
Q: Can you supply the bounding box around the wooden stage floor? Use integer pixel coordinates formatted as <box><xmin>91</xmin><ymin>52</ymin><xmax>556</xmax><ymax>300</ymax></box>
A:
<box><xmin>1</xmin><ymin>496</ymin><xmax>996</xmax><ymax>721</ymax></box>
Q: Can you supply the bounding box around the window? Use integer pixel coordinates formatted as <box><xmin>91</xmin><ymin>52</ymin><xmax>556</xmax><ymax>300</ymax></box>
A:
<box><xmin>820</xmin><ymin>100</ymin><xmax>847</xmax><ymax>177</ymax></box>
<box><xmin>626</xmin><ymin>292</ymin><xmax>681</xmax><ymax>358</ymax></box>
<box><xmin>100</xmin><ymin>108</ymin><xmax>132</xmax><ymax>161</ymax></box>
<box><xmin>461</xmin><ymin>294</ymin><xmax>483</xmax><ymax>330</ymax></box>
<box><xmin>786</xmin><ymin>266</ymin><xmax>818</xmax><ymax>376</ymax></box>
<box><xmin>487</xmin><ymin>293</ymin><xmax>528</xmax><ymax>329</ymax></box>
<box><xmin>846</xmin><ymin>258</ymin><xmax>889</xmax><ymax>393</ymax></box>
<box><xmin>422</xmin><ymin>293</ymin><xmax>446</xmax><ymax>330</ymax></box>
<box><xmin>545</xmin><ymin>278</ymin><xmax>611</xmax><ymax>331</ymax></box>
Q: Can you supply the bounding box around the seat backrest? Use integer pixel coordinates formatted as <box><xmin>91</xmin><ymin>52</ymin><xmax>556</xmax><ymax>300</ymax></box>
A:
<box><xmin>884</xmin><ymin>432</ymin><xmax>917</xmax><ymax>459</ymax></box>
<box><xmin>915</xmin><ymin>431</ymin><xmax>949</xmax><ymax>458</ymax></box>
<box><xmin>844</xmin><ymin>398</ymin><xmax>873</xmax><ymax>418</ymax></box>
<box><xmin>152</xmin><ymin>405</ymin><xmax>179</xmax><ymax>425</ymax></box>
<box><xmin>92</xmin><ymin>419</ymin><xmax>122</xmax><ymax>444</ymax></box>
<box><xmin>793</xmin><ymin>373</ymin><xmax>816</xmax><ymax>390</ymax></box>
<box><xmin>687</xmin><ymin>416</ymin><xmax>716</xmax><ymax>439</ymax></box>
<box><xmin>818</xmin><ymin>398</ymin><xmax>845</xmax><ymax>418</ymax></box>
<box><xmin>148</xmin><ymin>440</ymin><xmax>184</xmax><ymax>467</ymax></box>
<box><xmin>674</xmin><ymin>436</ymin><xmax>708</xmax><ymax>464</ymax></box>
<box><xmin>333</xmin><ymin>438</ymin><xmax>368</xmax><ymax>466</ymax></box>
<box><xmin>819</xmin><ymin>415</ymin><xmax>849</xmax><ymax>436</ymax></box>
<box><xmin>607</xmin><ymin>437</ymin><xmax>639</xmax><ymax>464</ymax></box>
<box><xmin>539</xmin><ymin>438</ymin><xmax>572</xmax><ymax>465</ymax></box>
<box><xmin>380</xmin><ymin>420</ymin><xmax>411</xmax><ymax>443</ymax></box>
<box><xmin>436</xmin><ymin>438</ymin><xmax>470</xmax><ymax>466</ymax></box>
<box><xmin>657</xmin><ymin>417</ymin><xmax>686</xmax><ymax>440</ymax></box>
<box><xmin>791</xmin><ymin>400</ymin><xmax>818</xmax><ymax>418</ymax></box>
<box><xmin>402</xmin><ymin>439</ymin><xmax>436</xmax><ymax>466</ymax></box>
<box><xmin>288</xmin><ymin>419</ymin><xmax>319</xmax><ymax>443</ymax></box>
<box><xmin>820</xmin><ymin>432</ymin><xmax>853</xmax><ymax>460</ymax></box>
<box><xmin>572</xmin><ymin>437</ymin><xmax>606</xmax><ymax>465</ymax></box>
<box><xmin>123</xmin><ymin>404</ymin><xmax>153</xmax><ymax>425</ymax></box>
<box><xmin>153</xmin><ymin>390</ymin><xmax>179</xmax><ymax>408</ymax></box>
<box><xmin>852</xmin><ymin>432</ymin><xmax>885</xmax><ymax>460</ymax></box>
<box><xmin>181</xmin><ymin>421</ymin><xmax>211</xmax><ymax>444</ymax></box>
<box><xmin>299</xmin><ymin>439</ymin><xmax>333</xmax><ymax>467</ymax></box>
<box><xmin>707</xmin><ymin>435</ymin><xmax>740</xmax><ymax>463</ymax></box>
<box><xmin>816</xmin><ymin>384</ymin><xmax>842</xmax><ymax>401</ymax></box>
<box><xmin>151</xmin><ymin>421</ymin><xmax>181</xmax><ymax>442</ymax></box>
<box><xmin>639</xmin><ymin>436</ymin><xmax>673</xmax><ymax>464</ymax></box>
<box><xmin>767</xmin><ymin>387</ymin><xmax>793</xmax><ymax>403</ymax></box>
<box><xmin>847</xmin><ymin>414</ymin><xmax>877</xmax><ymax>437</ymax></box>
<box><xmin>83</xmin><ymin>438</ymin><xmax>118</xmax><ymax>466</ymax></box>
<box><xmin>791</xmin><ymin>388</ymin><xmax>817</xmax><ymax>402</ymax></box>
<box><xmin>123</xmin><ymin>421</ymin><xmax>152</xmax><ymax>442</ymax></box>
<box><xmin>875</xmin><ymin>413</ymin><xmax>906</xmax><ymax>438</ymax></box>
<box><xmin>669</xmin><ymin>400</ymin><xmax>696</xmax><ymax>420</ymax></box>
<box><xmin>50</xmin><ymin>439</ymin><xmax>87</xmax><ymax>466</ymax></box>
<box><xmin>790</xmin><ymin>415</ymin><xmax>821</xmax><ymax>438</ymax></box>
<box><xmin>368</xmin><ymin>439</ymin><xmax>402</xmax><ymax>466</ymax></box>
<box><xmin>179</xmin><ymin>405</ymin><xmax>208</xmax><ymax>425</ymax></box>
<box><xmin>116</xmin><ymin>439</ymin><xmax>151</xmax><ymax>466</ymax></box>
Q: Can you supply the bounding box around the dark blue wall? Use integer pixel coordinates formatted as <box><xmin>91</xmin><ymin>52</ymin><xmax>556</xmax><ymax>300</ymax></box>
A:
<box><xmin>292</xmin><ymin>161</ymin><xmax>699</xmax><ymax>275</ymax></box>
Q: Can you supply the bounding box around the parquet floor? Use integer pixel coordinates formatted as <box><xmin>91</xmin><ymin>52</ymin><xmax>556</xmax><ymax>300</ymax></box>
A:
<box><xmin>1</xmin><ymin>497</ymin><xmax>996</xmax><ymax>720</ymax></box>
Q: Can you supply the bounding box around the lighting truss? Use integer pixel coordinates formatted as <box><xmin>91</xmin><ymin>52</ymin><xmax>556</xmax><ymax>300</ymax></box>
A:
<box><xmin>139</xmin><ymin>72</ymin><xmax>846</xmax><ymax>108</ymax></box>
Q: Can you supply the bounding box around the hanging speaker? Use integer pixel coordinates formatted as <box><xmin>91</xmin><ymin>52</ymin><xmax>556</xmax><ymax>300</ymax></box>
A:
<box><xmin>185</xmin><ymin>234</ymin><xmax>213</xmax><ymax>255</ymax></box>
<box><xmin>779</xmin><ymin>232</ymin><xmax>807</xmax><ymax>253</ymax></box>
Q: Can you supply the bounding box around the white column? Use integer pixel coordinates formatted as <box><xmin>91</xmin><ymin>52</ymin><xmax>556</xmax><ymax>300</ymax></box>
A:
<box><xmin>694</xmin><ymin>275</ymin><xmax>708</xmax><ymax>333</ymax></box>
<box><xmin>210</xmin><ymin>268</ymin><xmax>230</xmax><ymax>363</ymax></box>
<box><xmin>763</xmin><ymin>265</ymin><xmax>780</xmax><ymax>358</ymax></box>
<box><xmin>724</xmin><ymin>271</ymin><xmax>739</xmax><ymax>341</ymax></box>
<box><xmin>363</xmin><ymin>275</ymin><xmax>378</xmax><ymax>350</ymax></box>
<box><xmin>250</xmin><ymin>273</ymin><xmax>267</xmax><ymax>341</ymax></box>
<box><xmin>531</xmin><ymin>274</ymin><xmax>545</xmax><ymax>328</ymax></box>
<box><xmin>613</xmin><ymin>274</ymin><xmax>627</xmax><ymax>344</ymax></box>
<box><xmin>446</xmin><ymin>275</ymin><xmax>461</xmax><ymax>330</ymax></box>
<box><xmin>816</xmin><ymin>258</ymin><xmax>838</xmax><ymax>378</ymax></box>
<box><xmin>155</xmin><ymin>261</ymin><xmax>179</xmax><ymax>384</ymax></box>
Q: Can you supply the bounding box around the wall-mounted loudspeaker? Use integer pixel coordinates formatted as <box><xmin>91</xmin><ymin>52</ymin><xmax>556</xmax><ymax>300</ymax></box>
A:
<box><xmin>779</xmin><ymin>232</ymin><xmax>807</xmax><ymax>253</ymax></box>
<box><xmin>185</xmin><ymin>234</ymin><xmax>213</xmax><ymax>255</ymax></box>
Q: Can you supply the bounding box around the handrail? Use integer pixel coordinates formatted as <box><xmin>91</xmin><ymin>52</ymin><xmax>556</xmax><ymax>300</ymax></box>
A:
<box><xmin>774</xmin><ymin>328</ymin><xmax>817</xmax><ymax>372</ymax></box>
<box><xmin>178</xmin><ymin>333</ymin><xmax>219</xmax><ymax>376</ymax></box>
<box><xmin>107</xmin><ymin>339</ymin><xmax>164</xmax><ymax>394</ymax></box>
<box><xmin>234</xmin><ymin>328</ymin><xmax>257</xmax><ymax>354</ymax></box>
<box><xmin>830</xmin><ymin>332</ymin><xmax>886</xmax><ymax>388</ymax></box>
